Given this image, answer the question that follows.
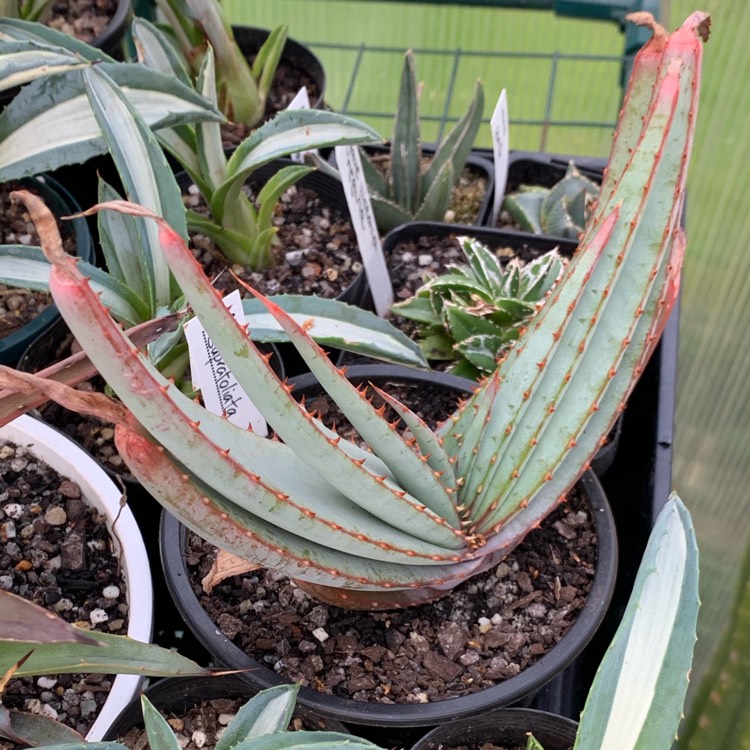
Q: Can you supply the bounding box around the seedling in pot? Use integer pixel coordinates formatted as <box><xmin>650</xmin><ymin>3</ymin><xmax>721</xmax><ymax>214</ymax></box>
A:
<box><xmin>502</xmin><ymin>161</ymin><xmax>600</xmax><ymax>240</ymax></box>
<box><xmin>151</xmin><ymin>0</ymin><xmax>289</xmax><ymax>129</ymax></box>
<box><xmin>392</xmin><ymin>237</ymin><xmax>565</xmax><ymax>379</ymax></box>
<box><xmin>0</xmin><ymin>591</ymin><xmax>209</xmax><ymax>746</ymax></box>
<box><xmin>318</xmin><ymin>49</ymin><xmax>484</xmax><ymax>233</ymax></box>
<box><xmin>0</xmin><ymin>0</ymin><xmax>52</xmax><ymax>21</ymax></box>
<box><xmin>0</xmin><ymin>10</ymin><xmax>706</xmax><ymax>616</ymax></box>
<box><xmin>0</xmin><ymin>32</ymin><xmax>395</xmax><ymax>386</ymax></box>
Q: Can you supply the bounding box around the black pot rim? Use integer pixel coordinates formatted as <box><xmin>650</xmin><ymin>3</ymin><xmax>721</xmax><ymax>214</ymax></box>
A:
<box><xmin>231</xmin><ymin>25</ymin><xmax>326</xmax><ymax>110</ymax></box>
<box><xmin>411</xmin><ymin>707</ymin><xmax>578</xmax><ymax>750</ymax></box>
<box><xmin>91</xmin><ymin>0</ymin><xmax>133</xmax><ymax>56</ymax></box>
<box><xmin>102</xmin><ymin>674</ymin><xmax>349</xmax><ymax>740</ymax></box>
<box><xmin>160</xmin><ymin>365</ymin><xmax>618</xmax><ymax>728</ymax></box>
<box><xmin>0</xmin><ymin>174</ymin><xmax>94</xmax><ymax>365</ymax></box>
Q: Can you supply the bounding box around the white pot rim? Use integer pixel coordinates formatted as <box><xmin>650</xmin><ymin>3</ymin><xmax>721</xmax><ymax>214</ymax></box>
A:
<box><xmin>0</xmin><ymin>415</ymin><xmax>154</xmax><ymax>740</ymax></box>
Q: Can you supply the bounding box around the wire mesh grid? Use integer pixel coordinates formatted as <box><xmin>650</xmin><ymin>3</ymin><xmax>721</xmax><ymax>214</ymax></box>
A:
<box><xmin>311</xmin><ymin>39</ymin><xmax>628</xmax><ymax>155</ymax></box>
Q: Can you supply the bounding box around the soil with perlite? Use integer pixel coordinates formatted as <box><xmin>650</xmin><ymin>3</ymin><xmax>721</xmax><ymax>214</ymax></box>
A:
<box><xmin>185</xmin><ymin>380</ymin><xmax>597</xmax><ymax>705</ymax></box>
<box><xmin>0</xmin><ymin>439</ymin><xmax>128</xmax><ymax>744</ymax></box>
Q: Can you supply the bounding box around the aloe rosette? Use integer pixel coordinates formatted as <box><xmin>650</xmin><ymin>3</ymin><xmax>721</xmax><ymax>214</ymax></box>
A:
<box><xmin>0</xmin><ymin>12</ymin><xmax>708</xmax><ymax>610</ymax></box>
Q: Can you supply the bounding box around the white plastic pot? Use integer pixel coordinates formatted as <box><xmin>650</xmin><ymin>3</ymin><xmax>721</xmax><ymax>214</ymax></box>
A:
<box><xmin>0</xmin><ymin>415</ymin><xmax>154</xmax><ymax>740</ymax></box>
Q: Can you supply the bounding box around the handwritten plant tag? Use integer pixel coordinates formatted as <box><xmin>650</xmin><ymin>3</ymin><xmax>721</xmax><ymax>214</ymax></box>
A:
<box><xmin>490</xmin><ymin>89</ymin><xmax>510</xmax><ymax>225</ymax></box>
<box><xmin>335</xmin><ymin>144</ymin><xmax>394</xmax><ymax>317</ymax></box>
<box><xmin>184</xmin><ymin>290</ymin><xmax>267</xmax><ymax>436</ymax></box>
<box><xmin>286</xmin><ymin>86</ymin><xmax>318</xmax><ymax>163</ymax></box>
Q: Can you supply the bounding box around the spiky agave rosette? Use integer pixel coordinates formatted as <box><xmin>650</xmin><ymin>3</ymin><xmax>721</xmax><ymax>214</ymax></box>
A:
<box><xmin>0</xmin><ymin>11</ymin><xmax>708</xmax><ymax>611</ymax></box>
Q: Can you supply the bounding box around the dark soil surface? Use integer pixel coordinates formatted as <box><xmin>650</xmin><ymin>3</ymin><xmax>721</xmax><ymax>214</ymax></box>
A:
<box><xmin>185</xmin><ymin>180</ymin><xmax>361</xmax><ymax>300</ymax></box>
<box><xmin>186</xmin><ymin>487</ymin><xmax>595</xmax><ymax>705</ymax></box>
<box><xmin>184</xmin><ymin>375</ymin><xmax>596</xmax><ymax>706</ymax></box>
<box><xmin>48</xmin><ymin>0</ymin><xmax>117</xmax><ymax>42</ymax></box>
<box><xmin>117</xmin><ymin>696</ymin><xmax>337</xmax><ymax>750</ymax></box>
<box><xmin>0</xmin><ymin>183</ymin><xmax>75</xmax><ymax>339</ymax></box>
<box><xmin>221</xmin><ymin>58</ymin><xmax>321</xmax><ymax>146</ymax></box>
<box><xmin>367</xmin><ymin>153</ymin><xmax>488</xmax><ymax>226</ymax></box>
<box><xmin>0</xmin><ymin>438</ymin><xmax>128</xmax><ymax>743</ymax></box>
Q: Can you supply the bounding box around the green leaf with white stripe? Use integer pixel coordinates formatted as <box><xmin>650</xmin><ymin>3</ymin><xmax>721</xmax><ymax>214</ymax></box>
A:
<box><xmin>574</xmin><ymin>494</ymin><xmax>699</xmax><ymax>750</ymax></box>
<box><xmin>0</xmin><ymin>245</ymin><xmax>145</xmax><ymax>325</ymax></box>
<box><xmin>214</xmin><ymin>685</ymin><xmax>297</xmax><ymax>750</ymax></box>
<box><xmin>0</xmin><ymin>17</ymin><xmax>113</xmax><ymax>61</ymax></box>
<box><xmin>131</xmin><ymin>16</ymin><xmax>192</xmax><ymax>85</ymax></box>
<box><xmin>241</xmin><ymin>295</ymin><xmax>428</xmax><ymax>368</ymax></box>
<box><xmin>0</xmin><ymin>40</ymin><xmax>89</xmax><ymax>91</ymax></box>
<box><xmin>0</xmin><ymin>63</ymin><xmax>221</xmax><ymax>181</ymax></box>
<box><xmin>83</xmin><ymin>66</ymin><xmax>184</xmax><ymax>311</ymax></box>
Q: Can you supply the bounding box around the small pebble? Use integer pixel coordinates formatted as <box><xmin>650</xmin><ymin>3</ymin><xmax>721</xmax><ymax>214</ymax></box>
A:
<box><xmin>79</xmin><ymin>699</ymin><xmax>98</xmax><ymax>717</ymax></box>
<box><xmin>477</xmin><ymin>617</ymin><xmax>492</xmax><ymax>634</ymax></box>
<box><xmin>218</xmin><ymin>713</ymin><xmax>235</xmax><ymax>726</ymax></box>
<box><xmin>37</xmin><ymin>677</ymin><xmax>57</xmax><ymax>689</ymax></box>
<box><xmin>3</xmin><ymin>520</ymin><xmax>15</xmax><ymax>539</ymax></box>
<box><xmin>3</xmin><ymin>503</ymin><xmax>23</xmax><ymax>519</ymax></box>
<box><xmin>418</xmin><ymin>254</ymin><xmax>432</xmax><ymax>266</ymax></box>
<box><xmin>102</xmin><ymin>585</ymin><xmax>120</xmax><ymax>600</ymax></box>
<box><xmin>89</xmin><ymin>608</ymin><xmax>108</xmax><ymax>625</ymax></box>
<box><xmin>312</xmin><ymin>627</ymin><xmax>329</xmax><ymax>643</ymax></box>
<box><xmin>0</xmin><ymin>575</ymin><xmax>13</xmax><ymax>589</ymax></box>
<box><xmin>192</xmin><ymin>730</ymin><xmax>207</xmax><ymax>748</ymax></box>
<box><xmin>44</xmin><ymin>506</ymin><xmax>67</xmax><ymax>526</ymax></box>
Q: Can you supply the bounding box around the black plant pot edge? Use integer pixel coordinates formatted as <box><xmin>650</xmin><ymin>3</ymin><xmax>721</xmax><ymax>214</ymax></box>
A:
<box><xmin>159</xmin><ymin>364</ymin><xmax>618</xmax><ymax>728</ymax></box>
<box><xmin>102</xmin><ymin>674</ymin><xmax>349</xmax><ymax>740</ymax></box>
<box><xmin>329</xmin><ymin>143</ymin><xmax>495</xmax><ymax>229</ymax></box>
<box><xmin>92</xmin><ymin>0</ymin><xmax>133</xmax><ymax>57</ymax></box>
<box><xmin>411</xmin><ymin>706</ymin><xmax>578</xmax><ymax>750</ymax></box>
<box><xmin>231</xmin><ymin>26</ymin><xmax>326</xmax><ymax>111</ymax></box>
<box><xmin>0</xmin><ymin>174</ymin><xmax>95</xmax><ymax>365</ymax></box>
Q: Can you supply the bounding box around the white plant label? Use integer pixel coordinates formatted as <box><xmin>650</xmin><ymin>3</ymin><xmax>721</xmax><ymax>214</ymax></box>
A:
<box><xmin>335</xmin><ymin>144</ymin><xmax>394</xmax><ymax>317</ymax></box>
<box><xmin>490</xmin><ymin>89</ymin><xmax>510</xmax><ymax>225</ymax></box>
<box><xmin>286</xmin><ymin>86</ymin><xmax>318</xmax><ymax>163</ymax></box>
<box><xmin>184</xmin><ymin>290</ymin><xmax>267</xmax><ymax>436</ymax></box>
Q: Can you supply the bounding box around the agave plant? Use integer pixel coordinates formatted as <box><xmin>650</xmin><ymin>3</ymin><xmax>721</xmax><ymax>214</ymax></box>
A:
<box><xmin>0</xmin><ymin>10</ymin><xmax>705</xmax><ymax>611</ymax></box>
<box><xmin>151</xmin><ymin>0</ymin><xmax>289</xmax><ymax>129</ymax></box>
<box><xmin>0</xmin><ymin>0</ymin><xmax>51</xmax><ymax>21</ymax></box>
<box><xmin>132</xmin><ymin>20</ymin><xmax>371</xmax><ymax>269</ymax></box>
<box><xmin>392</xmin><ymin>238</ymin><xmax>565</xmax><ymax>378</ymax></box>
<box><xmin>502</xmin><ymin>162</ymin><xmax>600</xmax><ymax>240</ymax></box>
<box><xmin>318</xmin><ymin>50</ymin><xmax>483</xmax><ymax>233</ymax></box>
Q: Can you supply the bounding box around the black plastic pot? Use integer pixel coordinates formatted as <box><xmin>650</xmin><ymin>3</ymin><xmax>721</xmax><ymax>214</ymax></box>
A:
<box><xmin>159</xmin><ymin>364</ymin><xmax>618</xmax><ymax>731</ymax></box>
<box><xmin>478</xmin><ymin>149</ymin><xmax>605</xmax><ymax>239</ymax></box>
<box><xmin>102</xmin><ymin>674</ymin><xmax>349</xmax><ymax>741</ymax></box>
<box><xmin>0</xmin><ymin>174</ymin><xmax>94</xmax><ymax>367</ymax></box>
<box><xmin>90</xmin><ymin>0</ymin><xmax>133</xmax><ymax>58</ymax></box>
<box><xmin>330</xmin><ymin>144</ymin><xmax>495</xmax><ymax>230</ymax></box>
<box><xmin>232</xmin><ymin>26</ymin><xmax>326</xmax><ymax>115</ymax></box>
<box><xmin>411</xmin><ymin>707</ymin><xmax>578</xmax><ymax>750</ymax></box>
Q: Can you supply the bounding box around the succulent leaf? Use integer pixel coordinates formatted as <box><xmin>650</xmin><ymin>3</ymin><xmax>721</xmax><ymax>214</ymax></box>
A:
<box><xmin>573</xmin><ymin>495</ymin><xmax>699</xmax><ymax>750</ymax></box>
<box><xmin>391</xmin><ymin>50</ymin><xmax>420</xmax><ymax>214</ymax></box>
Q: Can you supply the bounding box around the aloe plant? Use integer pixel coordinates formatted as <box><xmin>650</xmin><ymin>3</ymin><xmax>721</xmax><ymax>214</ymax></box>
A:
<box><xmin>392</xmin><ymin>238</ymin><xmax>565</xmax><ymax>378</ymax></box>
<box><xmin>318</xmin><ymin>50</ymin><xmax>483</xmax><ymax>233</ymax></box>
<box><xmin>152</xmin><ymin>0</ymin><xmax>289</xmax><ymax>129</ymax></box>
<box><xmin>0</xmin><ymin>10</ymin><xmax>706</xmax><ymax>611</ymax></box>
<box><xmin>503</xmin><ymin>162</ymin><xmax>600</xmax><ymax>240</ymax></box>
